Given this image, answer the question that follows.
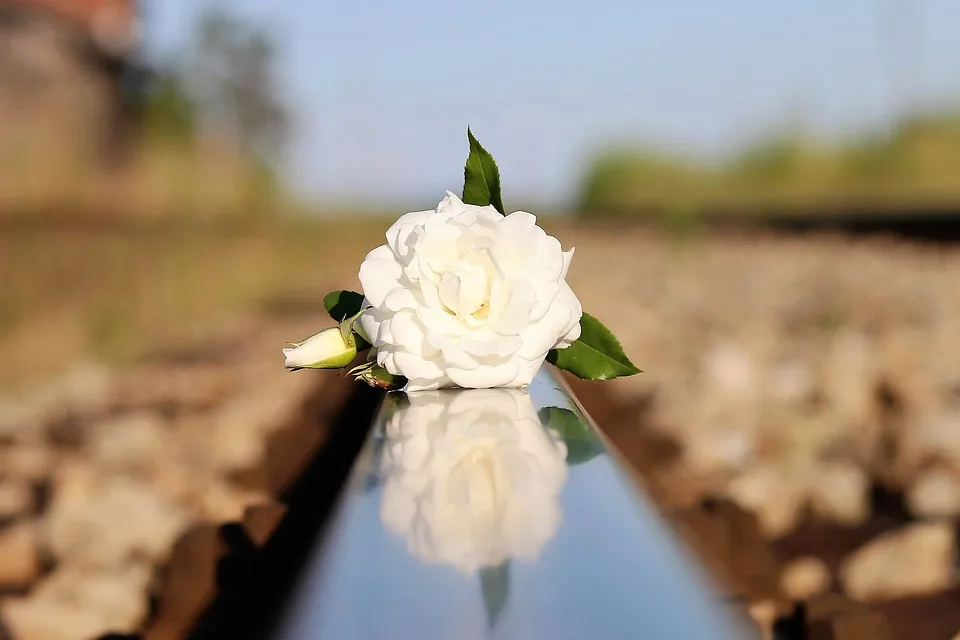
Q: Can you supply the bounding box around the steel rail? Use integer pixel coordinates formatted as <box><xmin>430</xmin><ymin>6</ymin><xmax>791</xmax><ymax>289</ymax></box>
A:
<box><xmin>264</xmin><ymin>367</ymin><xmax>755</xmax><ymax>640</ymax></box>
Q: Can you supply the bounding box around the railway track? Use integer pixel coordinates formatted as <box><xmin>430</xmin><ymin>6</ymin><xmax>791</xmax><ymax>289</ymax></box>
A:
<box><xmin>184</xmin><ymin>369</ymin><xmax>757</xmax><ymax>640</ymax></box>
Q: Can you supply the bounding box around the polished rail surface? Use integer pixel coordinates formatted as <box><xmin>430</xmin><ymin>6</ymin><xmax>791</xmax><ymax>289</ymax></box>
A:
<box><xmin>271</xmin><ymin>368</ymin><xmax>754</xmax><ymax>639</ymax></box>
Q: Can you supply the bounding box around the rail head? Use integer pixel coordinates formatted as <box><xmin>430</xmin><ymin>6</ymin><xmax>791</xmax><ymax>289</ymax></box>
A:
<box><xmin>268</xmin><ymin>367</ymin><xmax>756</xmax><ymax>639</ymax></box>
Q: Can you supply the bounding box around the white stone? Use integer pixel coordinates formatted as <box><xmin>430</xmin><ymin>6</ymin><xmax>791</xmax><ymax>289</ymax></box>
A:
<box><xmin>90</xmin><ymin>412</ymin><xmax>166</xmax><ymax>474</ymax></box>
<box><xmin>2</xmin><ymin>563</ymin><xmax>151</xmax><ymax>640</ymax></box>
<box><xmin>840</xmin><ymin>522</ymin><xmax>956</xmax><ymax>602</ymax></box>
<box><xmin>703</xmin><ymin>342</ymin><xmax>756</xmax><ymax>398</ymax></box>
<box><xmin>769</xmin><ymin>360</ymin><xmax>815</xmax><ymax>405</ymax></box>
<box><xmin>725</xmin><ymin>464</ymin><xmax>808</xmax><ymax>538</ymax></box>
<box><xmin>683</xmin><ymin>426</ymin><xmax>755</xmax><ymax>475</ymax></box>
<box><xmin>0</xmin><ymin>479</ymin><xmax>33</xmax><ymax>520</ymax></box>
<box><xmin>907</xmin><ymin>468</ymin><xmax>960</xmax><ymax>518</ymax></box>
<box><xmin>44</xmin><ymin>462</ymin><xmax>188</xmax><ymax>569</ymax></box>
<box><xmin>0</xmin><ymin>444</ymin><xmax>53</xmax><ymax>482</ymax></box>
<box><xmin>0</xmin><ymin>522</ymin><xmax>40</xmax><ymax>589</ymax></box>
<box><xmin>809</xmin><ymin>461</ymin><xmax>870</xmax><ymax>527</ymax></box>
<box><xmin>781</xmin><ymin>556</ymin><xmax>831</xmax><ymax>601</ymax></box>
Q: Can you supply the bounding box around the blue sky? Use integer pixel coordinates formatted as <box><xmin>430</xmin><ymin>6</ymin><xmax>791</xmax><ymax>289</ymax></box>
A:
<box><xmin>143</xmin><ymin>0</ymin><xmax>960</xmax><ymax>209</ymax></box>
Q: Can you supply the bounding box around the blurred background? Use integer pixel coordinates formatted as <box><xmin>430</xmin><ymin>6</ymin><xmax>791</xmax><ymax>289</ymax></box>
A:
<box><xmin>2</xmin><ymin>0</ymin><xmax>960</xmax><ymax>638</ymax></box>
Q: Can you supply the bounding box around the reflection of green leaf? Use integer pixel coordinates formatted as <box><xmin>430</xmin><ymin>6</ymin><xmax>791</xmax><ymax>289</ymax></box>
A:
<box><xmin>538</xmin><ymin>406</ymin><xmax>603</xmax><ymax>466</ymax></box>
<box><xmin>462</xmin><ymin>128</ymin><xmax>505</xmax><ymax>214</ymax></box>
<box><xmin>546</xmin><ymin>312</ymin><xmax>641</xmax><ymax>380</ymax></box>
<box><xmin>480</xmin><ymin>562</ymin><xmax>510</xmax><ymax>630</ymax></box>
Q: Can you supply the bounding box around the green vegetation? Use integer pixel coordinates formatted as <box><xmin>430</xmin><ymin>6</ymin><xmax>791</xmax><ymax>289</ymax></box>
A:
<box><xmin>141</xmin><ymin>74</ymin><xmax>198</xmax><ymax>149</ymax></box>
<box><xmin>578</xmin><ymin>111</ymin><xmax>960</xmax><ymax>221</ymax></box>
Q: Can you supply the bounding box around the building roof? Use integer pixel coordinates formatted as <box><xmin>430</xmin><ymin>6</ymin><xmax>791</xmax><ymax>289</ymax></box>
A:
<box><xmin>1</xmin><ymin>0</ymin><xmax>139</xmax><ymax>55</ymax></box>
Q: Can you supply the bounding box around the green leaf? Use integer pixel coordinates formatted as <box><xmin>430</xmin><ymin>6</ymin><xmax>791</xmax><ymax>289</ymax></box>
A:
<box><xmin>546</xmin><ymin>312</ymin><xmax>642</xmax><ymax>380</ymax></box>
<box><xmin>462</xmin><ymin>128</ymin><xmax>505</xmax><ymax>214</ymax></box>
<box><xmin>538</xmin><ymin>406</ymin><xmax>603</xmax><ymax>466</ymax></box>
<box><xmin>324</xmin><ymin>290</ymin><xmax>371</xmax><ymax>350</ymax></box>
<box><xmin>479</xmin><ymin>562</ymin><xmax>510</xmax><ymax>630</ymax></box>
<box><xmin>339</xmin><ymin>309</ymin><xmax>361</xmax><ymax>342</ymax></box>
<box><xmin>324</xmin><ymin>290</ymin><xmax>365</xmax><ymax>322</ymax></box>
<box><xmin>338</xmin><ymin>308</ymin><xmax>372</xmax><ymax>350</ymax></box>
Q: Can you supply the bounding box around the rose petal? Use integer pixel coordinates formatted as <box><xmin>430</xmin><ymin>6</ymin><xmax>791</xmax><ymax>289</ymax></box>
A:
<box><xmin>393</xmin><ymin>350</ymin><xmax>445</xmax><ymax>380</ymax></box>
<box><xmin>388</xmin><ymin>311</ymin><xmax>426</xmax><ymax>349</ymax></box>
<box><xmin>432</xmin><ymin>339</ymin><xmax>480</xmax><ymax>370</ymax></box>
<box><xmin>419</xmin><ymin>278</ymin><xmax>442</xmax><ymax>309</ymax></box>
<box><xmin>358</xmin><ymin>311</ymin><xmax>382</xmax><ymax>347</ymax></box>
<box><xmin>383</xmin><ymin>287</ymin><xmax>418</xmax><ymax>312</ymax></box>
<box><xmin>359</xmin><ymin>244</ymin><xmax>403</xmax><ymax>308</ymax></box>
<box><xmin>528</xmin><ymin>280</ymin><xmax>560</xmax><ymax>322</ymax></box>
<box><xmin>560</xmin><ymin>247</ymin><xmax>575</xmax><ymax>280</ymax></box>
<box><xmin>517</xmin><ymin>303</ymin><xmax>572</xmax><ymax>360</ymax></box>
<box><xmin>404</xmin><ymin>376</ymin><xmax>451</xmax><ymax>392</ymax></box>
<box><xmin>436</xmin><ymin>191</ymin><xmax>468</xmax><ymax>216</ymax></box>
<box><xmin>554</xmin><ymin>282</ymin><xmax>583</xmax><ymax>347</ymax></box>
<box><xmin>386</xmin><ymin>210</ymin><xmax>433</xmax><ymax>259</ymax></box>
<box><xmin>438</xmin><ymin>274</ymin><xmax>460</xmax><ymax>315</ymax></box>
<box><xmin>507</xmin><ymin>357</ymin><xmax>545</xmax><ymax>387</ymax></box>
<box><xmin>491</xmin><ymin>280</ymin><xmax>536</xmax><ymax>335</ymax></box>
<box><xmin>535</xmin><ymin>233</ymin><xmax>565</xmax><ymax>280</ymax></box>
<box><xmin>417</xmin><ymin>306</ymin><xmax>465</xmax><ymax>336</ymax></box>
<box><xmin>459</xmin><ymin>332</ymin><xmax>522</xmax><ymax>358</ymax></box>
<box><xmin>499</xmin><ymin>210</ymin><xmax>537</xmax><ymax>232</ymax></box>
<box><xmin>447</xmin><ymin>359</ymin><xmax>520</xmax><ymax>389</ymax></box>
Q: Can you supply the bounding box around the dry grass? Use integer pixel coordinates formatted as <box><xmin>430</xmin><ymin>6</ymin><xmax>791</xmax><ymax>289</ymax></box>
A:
<box><xmin>0</xmin><ymin>216</ymin><xmax>389</xmax><ymax>390</ymax></box>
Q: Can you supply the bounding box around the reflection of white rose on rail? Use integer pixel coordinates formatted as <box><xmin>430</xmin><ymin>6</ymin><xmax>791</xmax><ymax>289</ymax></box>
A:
<box><xmin>379</xmin><ymin>389</ymin><xmax>568</xmax><ymax>574</ymax></box>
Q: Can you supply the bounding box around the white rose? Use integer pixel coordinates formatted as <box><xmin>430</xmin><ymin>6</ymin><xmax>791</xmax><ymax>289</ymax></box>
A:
<box><xmin>378</xmin><ymin>388</ymin><xmax>568</xmax><ymax>574</ymax></box>
<box><xmin>357</xmin><ymin>192</ymin><xmax>582</xmax><ymax>391</ymax></box>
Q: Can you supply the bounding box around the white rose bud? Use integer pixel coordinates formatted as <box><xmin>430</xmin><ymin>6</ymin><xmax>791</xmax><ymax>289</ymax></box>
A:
<box><xmin>283</xmin><ymin>327</ymin><xmax>357</xmax><ymax>370</ymax></box>
<box><xmin>357</xmin><ymin>192</ymin><xmax>582</xmax><ymax>391</ymax></box>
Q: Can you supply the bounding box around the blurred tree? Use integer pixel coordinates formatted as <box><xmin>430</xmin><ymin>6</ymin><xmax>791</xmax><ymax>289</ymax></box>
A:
<box><xmin>140</xmin><ymin>71</ymin><xmax>198</xmax><ymax>147</ymax></box>
<box><xmin>731</xmin><ymin>134</ymin><xmax>806</xmax><ymax>185</ymax></box>
<box><xmin>187</xmin><ymin>7</ymin><xmax>289</xmax><ymax>165</ymax></box>
<box><xmin>127</xmin><ymin>5</ymin><xmax>290</xmax><ymax>213</ymax></box>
